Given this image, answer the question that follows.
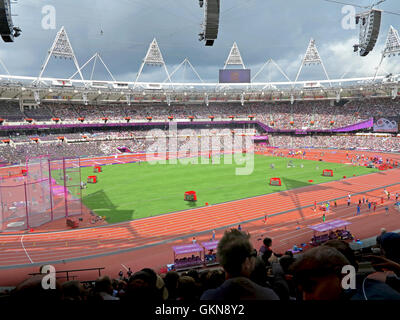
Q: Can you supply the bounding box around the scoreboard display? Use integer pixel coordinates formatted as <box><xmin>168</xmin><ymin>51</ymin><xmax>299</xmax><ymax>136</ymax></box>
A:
<box><xmin>219</xmin><ymin>69</ymin><xmax>251</xmax><ymax>83</ymax></box>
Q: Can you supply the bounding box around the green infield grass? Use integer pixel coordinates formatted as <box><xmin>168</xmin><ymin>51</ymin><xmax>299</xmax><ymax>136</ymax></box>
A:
<box><xmin>79</xmin><ymin>155</ymin><xmax>377</xmax><ymax>223</ymax></box>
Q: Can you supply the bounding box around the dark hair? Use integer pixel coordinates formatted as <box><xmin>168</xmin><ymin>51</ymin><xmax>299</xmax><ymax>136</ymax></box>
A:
<box><xmin>205</xmin><ymin>269</ymin><xmax>225</xmax><ymax>290</ymax></box>
<box><xmin>186</xmin><ymin>269</ymin><xmax>200</xmax><ymax>282</ymax></box>
<box><xmin>380</xmin><ymin>232</ymin><xmax>400</xmax><ymax>263</ymax></box>
<box><xmin>177</xmin><ymin>276</ymin><xmax>198</xmax><ymax>301</ymax></box>
<box><xmin>263</xmin><ymin>237</ymin><xmax>272</xmax><ymax>247</ymax></box>
<box><xmin>141</xmin><ymin>268</ymin><xmax>157</xmax><ymax>287</ymax></box>
<box><xmin>163</xmin><ymin>271</ymin><xmax>180</xmax><ymax>300</ymax></box>
<box><xmin>217</xmin><ymin>229</ymin><xmax>253</xmax><ymax>277</ymax></box>
<box><xmin>289</xmin><ymin>246</ymin><xmax>349</xmax><ymax>293</ymax></box>
<box><xmin>279</xmin><ymin>255</ymin><xmax>295</xmax><ymax>274</ymax></box>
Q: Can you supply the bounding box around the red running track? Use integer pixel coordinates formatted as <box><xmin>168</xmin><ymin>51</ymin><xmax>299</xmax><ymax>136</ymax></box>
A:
<box><xmin>0</xmin><ymin>166</ymin><xmax>400</xmax><ymax>270</ymax></box>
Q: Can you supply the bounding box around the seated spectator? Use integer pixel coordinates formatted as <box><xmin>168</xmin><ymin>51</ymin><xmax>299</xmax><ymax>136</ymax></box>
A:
<box><xmin>163</xmin><ymin>271</ymin><xmax>180</xmax><ymax>301</ymax></box>
<box><xmin>376</xmin><ymin>228</ymin><xmax>387</xmax><ymax>247</ymax></box>
<box><xmin>380</xmin><ymin>232</ymin><xmax>400</xmax><ymax>263</ymax></box>
<box><xmin>176</xmin><ymin>276</ymin><xmax>199</xmax><ymax>302</ymax></box>
<box><xmin>323</xmin><ymin>240</ymin><xmax>359</xmax><ymax>271</ymax></box>
<box><xmin>201</xmin><ymin>229</ymin><xmax>279</xmax><ymax>300</ymax></box>
<box><xmin>203</xmin><ymin>269</ymin><xmax>225</xmax><ymax>291</ymax></box>
<box><xmin>62</xmin><ymin>280</ymin><xmax>86</xmax><ymax>301</ymax></box>
<box><xmin>94</xmin><ymin>276</ymin><xmax>119</xmax><ymax>301</ymax></box>
<box><xmin>259</xmin><ymin>237</ymin><xmax>273</xmax><ymax>260</ymax></box>
<box><xmin>123</xmin><ymin>270</ymin><xmax>160</xmax><ymax>302</ymax></box>
<box><xmin>290</xmin><ymin>246</ymin><xmax>350</xmax><ymax>300</ymax></box>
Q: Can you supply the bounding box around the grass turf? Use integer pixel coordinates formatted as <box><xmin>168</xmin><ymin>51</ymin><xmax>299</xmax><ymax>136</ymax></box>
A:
<box><xmin>80</xmin><ymin>154</ymin><xmax>377</xmax><ymax>223</ymax></box>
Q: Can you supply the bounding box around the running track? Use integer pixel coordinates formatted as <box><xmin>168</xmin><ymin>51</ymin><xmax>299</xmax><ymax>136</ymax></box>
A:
<box><xmin>1</xmin><ymin>164</ymin><xmax>400</xmax><ymax>269</ymax></box>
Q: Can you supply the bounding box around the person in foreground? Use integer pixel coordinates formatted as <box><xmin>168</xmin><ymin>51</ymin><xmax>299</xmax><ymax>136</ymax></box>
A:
<box><xmin>290</xmin><ymin>245</ymin><xmax>400</xmax><ymax>300</ymax></box>
<box><xmin>200</xmin><ymin>229</ymin><xmax>279</xmax><ymax>300</ymax></box>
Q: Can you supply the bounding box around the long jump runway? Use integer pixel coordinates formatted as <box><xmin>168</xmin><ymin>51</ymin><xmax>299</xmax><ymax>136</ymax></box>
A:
<box><xmin>1</xmin><ymin>164</ymin><xmax>400</xmax><ymax>270</ymax></box>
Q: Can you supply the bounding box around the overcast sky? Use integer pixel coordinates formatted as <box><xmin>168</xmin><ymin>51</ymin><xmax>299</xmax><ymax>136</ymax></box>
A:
<box><xmin>1</xmin><ymin>0</ymin><xmax>400</xmax><ymax>82</ymax></box>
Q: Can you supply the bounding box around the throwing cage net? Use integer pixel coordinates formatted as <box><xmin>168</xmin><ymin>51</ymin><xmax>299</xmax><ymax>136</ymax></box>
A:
<box><xmin>0</xmin><ymin>157</ymin><xmax>82</xmax><ymax>231</ymax></box>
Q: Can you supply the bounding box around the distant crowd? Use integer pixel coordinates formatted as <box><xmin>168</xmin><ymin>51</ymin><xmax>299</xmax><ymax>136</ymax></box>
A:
<box><xmin>1</xmin><ymin>97</ymin><xmax>399</xmax><ymax>130</ymax></box>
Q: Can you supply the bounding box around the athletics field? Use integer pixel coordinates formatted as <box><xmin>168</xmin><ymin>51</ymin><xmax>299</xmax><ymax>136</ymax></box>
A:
<box><xmin>81</xmin><ymin>154</ymin><xmax>377</xmax><ymax>223</ymax></box>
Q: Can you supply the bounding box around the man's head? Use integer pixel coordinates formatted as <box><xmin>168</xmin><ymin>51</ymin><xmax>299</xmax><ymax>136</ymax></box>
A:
<box><xmin>290</xmin><ymin>246</ymin><xmax>350</xmax><ymax>300</ymax></box>
<box><xmin>62</xmin><ymin>280</ymin><xmax>85</xmax><ymax>301</ymax></box>
<box><xmin>217</xmin><ymin>229</ymin><xmax>257</xmax><ymax>278</ymax></box>
<box><xmin>263</xmin><ymin>237</ymin><xmax>272</xmax><ymax>247</ymax></box>
<box><xmin>380</xmin><ymin>232</ymin><xmax>400</xmax><ymax>263</ymax></box>
<box><xmin>94</xmin><ymin>276</ymin><xmax>113</xmax><ymax>294</ymax></box>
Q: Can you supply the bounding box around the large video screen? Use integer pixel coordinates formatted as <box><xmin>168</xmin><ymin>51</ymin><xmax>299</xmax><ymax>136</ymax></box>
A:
<box><xmin>373</xmin><ymin>117</ymin><xmax>399</xmax><ymax>133</ymax></box>
<box><xmin>219</xmin><ymin>69</ymin><xmax>251</xmax><ymax>83</ymax></box>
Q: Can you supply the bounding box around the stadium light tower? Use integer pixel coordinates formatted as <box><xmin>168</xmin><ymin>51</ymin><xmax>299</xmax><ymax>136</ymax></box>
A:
<box><xmin>294</xmin><ymin>38</ymin><xmax>331</xmax><ymax>87</ymax></box>
<box><xmin>134</xmin><ymin>38</ymin><xmax>171</xmax><ymax>87</ymax></box>
<box><xmin>374</xmin><ymin>25</ymin><xmax>400</xmax><ymax>80</ymax></box>
<box><xmin>37</xmin><ymin>26</ymin><xmax>83</xmax><ymax>82</ymax></box>
<box><xmin>224</xmin><ymin>42</ymin><xmax>245</xmax><ymax>69</ymax></box>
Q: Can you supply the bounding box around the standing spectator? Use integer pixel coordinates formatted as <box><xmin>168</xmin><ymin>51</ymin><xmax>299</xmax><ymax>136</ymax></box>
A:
<box><xmin>368</xmin><ymin>201</ymin><xmax>372</xmax><ymax>211</ymax></box>
<box><xmin>347</xmin><ymin>198</ymin><xmax>351</xmax><ymax>207</ymax></box>
<box><xmin>192</xmin><ymin>237</ymin><xmax>197</xmax><ymax>244</ymax></box>
<box><xmin>127</xmin><ymin>267</ymin><xmax>133</xmax><ymax>278</ymax></box>
<box><xmin>238</xmin><ymin>224</ymin><xmax>242</xmax><ymax>231</ymax></box>
<box><xmin>201</xmin><ymin>229</ymin><xmax>279</xmax><ymax>300</ymax></box>
<box><xmin>356</xmin><ymin>204</ymin><xmax>361</xmax><ymax>216</ymax></box>
<box><xmin>212</xmin><ymin>230</ymin><xmax>216</xmax><ymax>241</ymax></box>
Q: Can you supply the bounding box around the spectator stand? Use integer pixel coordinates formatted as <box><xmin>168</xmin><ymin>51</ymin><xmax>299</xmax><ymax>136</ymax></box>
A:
<box><xmin>309</xmin><ymin>219</ymin><xmax>354</xmax><ymax>246</ymax></box>
<box><xmin>201</xmin><ymin>241</ymin><xmax>219</xmax><ymax>266</ymax></box>
<box><xmin>172</xmin><ymin>244</ymin><xmax>204</xmax><ymax>271</ymax></box>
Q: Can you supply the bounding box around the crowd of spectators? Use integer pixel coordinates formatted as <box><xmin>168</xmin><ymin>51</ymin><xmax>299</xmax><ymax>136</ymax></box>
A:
<box><xmin>1</xmin><ymin>129</ymin><xmax>399</xmax><ymax>164</ymax></box>
<box><xmin>269</xmin><ymin>134</ymin><xmax>400</xmax><ymax>152</ymax></box>
<box><xmin>3</xmin><ymin>228</ymin><xmax>400</xmax><ymax>302</ymax></box>
<box><xmin>1</xmin><ymin>98</ymin><xmax>399</xmax><ymax>130</ymax></box>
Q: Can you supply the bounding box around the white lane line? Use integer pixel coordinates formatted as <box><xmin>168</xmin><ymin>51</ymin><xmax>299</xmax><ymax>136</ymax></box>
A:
<box><xmin>21</xmin><ymin>235</ymin><xmax>33</xmax><ymax>264</ymax></box>
<box><xmin>121</xmin><ymin>263</ymin><xmax>129</xmax><ymax>271</ymax></box>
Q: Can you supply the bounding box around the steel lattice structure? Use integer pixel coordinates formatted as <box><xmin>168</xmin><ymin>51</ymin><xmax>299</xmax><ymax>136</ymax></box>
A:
<box><xmin>0</xmin><ymin>26</ymin><xmax>399</xmax><ymax>106</ymax></box>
